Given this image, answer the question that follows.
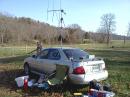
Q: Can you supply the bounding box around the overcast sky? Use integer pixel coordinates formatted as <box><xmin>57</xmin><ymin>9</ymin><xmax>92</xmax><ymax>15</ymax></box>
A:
<box><xmin>0</xmin><ymin>0</ymin><xmax>130</xmax><ymax>36</ymax></box>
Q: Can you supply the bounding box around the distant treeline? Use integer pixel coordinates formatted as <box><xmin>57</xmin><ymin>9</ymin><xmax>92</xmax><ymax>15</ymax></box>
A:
<box><xmin>0</xmin><ymin>13</ymin><xmax>129</xmax><ymax>45</ymax></box>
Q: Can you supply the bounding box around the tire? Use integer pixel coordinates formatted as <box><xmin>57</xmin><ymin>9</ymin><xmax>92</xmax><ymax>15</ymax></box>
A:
<box><xmin>24</xmin><ymin>63</ymin><xmax>30</xmax><ymax>75</ymax></box>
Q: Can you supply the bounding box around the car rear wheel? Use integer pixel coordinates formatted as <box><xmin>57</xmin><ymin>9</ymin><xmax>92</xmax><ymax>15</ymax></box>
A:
<box><xmin>24</xmin><ymin>63</ymin><xmax>30</xmax><ymax>75</ymax></box>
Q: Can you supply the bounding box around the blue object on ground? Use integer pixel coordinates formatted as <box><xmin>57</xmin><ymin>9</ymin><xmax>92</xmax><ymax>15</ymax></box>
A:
<box><xmin>37</xmin><ymin>83</ymin><xmax>49</xmax><ymax>90</ymax></box>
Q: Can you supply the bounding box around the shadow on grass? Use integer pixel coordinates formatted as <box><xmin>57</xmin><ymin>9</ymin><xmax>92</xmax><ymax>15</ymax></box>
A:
<box><xmin>0</xmin><ymin>69</ymin><xmax>24</xmax><ymax>96</ymax></box>
<box><xmin>0</xmin><ymin>55</ymin><xmax>29</xmax><ymax>63</ymax></box>
<box><xmin>0</xmin><ymin>68</ymin><xmax>88</xmax><ymax>97</ymax></box>
<box><xmin>87</xmin><ymin>49</ymin><xmax>130</xmax><ymax>59</ymax></box>
<box><xmin>0</xmin><ymin>55</ymin><xmax>89</xmax><ymax>96</ymax></box>
<box><xmin>105</xmin><ymin>59</ymin><xmax>130</xmax><ymax>66</ymax></box>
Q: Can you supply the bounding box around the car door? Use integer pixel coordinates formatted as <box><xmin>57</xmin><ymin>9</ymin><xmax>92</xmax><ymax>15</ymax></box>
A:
<box><xmin>29</xmin><ymin>55</ymin><xmax>39</xmax><ymax>71</ymax></box>
<box><xmin>37</xmin><ymin>49</ymin><xmax>61</xmax><ymax>74</ymax></box>
<box><xmin>35</xmin><ymin>49</ymin><xmax>50</xmax><ymax>73</ymax></box>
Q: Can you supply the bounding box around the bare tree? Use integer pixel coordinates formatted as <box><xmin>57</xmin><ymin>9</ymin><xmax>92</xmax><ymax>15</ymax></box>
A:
<box><xmin>127</xmin><ymin>23</ymin><xmax>130</xmax><ymax>37</ymax></box>
<box><xmin>96</xmin><ymin>27</ymin><xmax>107</xmax><ymax>43</ymax></box>
<box><xmin>124</xmin><ymin>23</ymin><xmax>130</xmax><ymax>44</ymax></box>
<box><xmin>68</xmin><ymin>24</ymin><xmax>81</xmax><ymax>30</ymax></box>
<box><xmin>100</xmin><ymin>13</ymin><xmax>116</xmax><ymax>45</ymax></box>
<box><xmin>0</xmin><ymin>13</ymin><xmax>86</xmax><ymax>44</ymax></box>
<box><xmin>67</xmin><ymin>24</ymin><xmax>84</xmax><ymax>43</ymax></box>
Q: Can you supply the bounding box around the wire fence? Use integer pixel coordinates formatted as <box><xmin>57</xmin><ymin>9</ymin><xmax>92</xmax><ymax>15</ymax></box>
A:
<box><xmin>0</xmin><ymin>46</ymin><xmax>35</xmax><ymax>57</ymax></box>
<box><xmin>1</xmin><ymin>42</ymin><xmax>130</xmax><ymax>58</ymax></box>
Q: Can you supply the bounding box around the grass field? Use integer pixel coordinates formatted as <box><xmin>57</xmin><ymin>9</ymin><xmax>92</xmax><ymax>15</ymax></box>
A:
<box><xmin>0</xmin><ymin>40</ymin><xmax>130</xmax><ymax>57</ymax></box>
<box><xmin>89</xmin><ymin>49</ymin><xmax>130</xmax><ymax>97</ymax></box>
<box><xmin>0</xmin><ymin>41</ymin><xmax>130</xmax><ymax>97</ymax></box>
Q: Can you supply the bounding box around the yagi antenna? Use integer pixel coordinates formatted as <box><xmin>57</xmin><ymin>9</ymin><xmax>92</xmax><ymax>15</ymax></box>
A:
<box><xmin>47</xmin><ymin>0</ymin><xmax>66</xmax><ymax>47</ymax></box>
<box><xmin>47</xmin><ymin>0</ymin><xmax>49</xmax><ymax>21</ymax></box>
<box><xmin>47</xmin><ymin>9</ymin><xmax>66</xmax><ymax>47</ymax></box>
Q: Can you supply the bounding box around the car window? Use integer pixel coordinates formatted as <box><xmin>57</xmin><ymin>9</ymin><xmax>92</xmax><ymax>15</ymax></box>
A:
<box><xmin>38</xmin><ymin>49</ymin><xmax>49</xmax><ymax>59</ymax></box>
<box><xmin>63</xmin><ymin>49</ymin><xmax>89</xmax><ymax>60</ymax></box>
<box><xmin>48</xmin><ymin>49</ymin><xmax>61</xmax><ymax>60</ymax></box>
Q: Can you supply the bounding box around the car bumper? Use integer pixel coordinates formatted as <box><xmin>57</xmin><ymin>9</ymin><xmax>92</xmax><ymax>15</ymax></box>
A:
<box><xmin>69</xmin><ymin>70</ymin><xmax>108</xmax><ymax>84</ymax></box>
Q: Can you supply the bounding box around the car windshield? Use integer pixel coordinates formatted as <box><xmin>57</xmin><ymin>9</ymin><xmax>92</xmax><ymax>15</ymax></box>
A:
<box><xmin>63</xmin><ymin>49</ymin><xmax>89</xmax><ymax>60</ymax></box>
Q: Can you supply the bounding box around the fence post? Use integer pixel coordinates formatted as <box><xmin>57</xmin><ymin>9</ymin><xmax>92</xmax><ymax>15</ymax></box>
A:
<box><xmin>25</xmin><ymin>45</ymin><xmax>27</xmax><ymax>53</ymax></box>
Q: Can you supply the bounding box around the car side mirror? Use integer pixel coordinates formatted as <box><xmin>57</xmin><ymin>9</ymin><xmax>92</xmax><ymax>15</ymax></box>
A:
<box><xmin>32</xmin><ymin>54</ymin><xmax>37</xmax><ymax>58</ymax></box>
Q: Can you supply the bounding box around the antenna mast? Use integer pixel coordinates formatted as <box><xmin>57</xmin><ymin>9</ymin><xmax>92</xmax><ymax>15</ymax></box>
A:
<box><xmin>47</xmin><ymin>0</ymin><xmax>66</xmax><ymax>47</ymax></box>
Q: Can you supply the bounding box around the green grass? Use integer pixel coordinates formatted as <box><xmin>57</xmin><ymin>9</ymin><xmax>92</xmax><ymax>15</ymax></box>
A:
<box><xmin>0</xmin><ymin>47</ymin><xmax>34</xmax><ymax>57</ymax></box>
<box><xmin>0</xmin><ymin>40</ymin><xmax>130</xmax><ymax>57</ymax></box>
<box><xmin>88</xmin><ymin>49</ymin><xmax>130</xmax><ymax>97</ymax></box>
<box><xmin>0</xmin><ymin>41</ymin><xmax>130</xmax><ymax>97</ymax></box>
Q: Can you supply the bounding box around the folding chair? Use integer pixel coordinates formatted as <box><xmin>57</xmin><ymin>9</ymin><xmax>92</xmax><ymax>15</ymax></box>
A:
<box><xmin>47</xmin><ymin>64</ymin><xmax>68</xmax><ymax>85</ymax></box>
<box><xmin>32</xmin><ymin>64</ymin><xmax>68</xmax><ymax>91</ymax></box>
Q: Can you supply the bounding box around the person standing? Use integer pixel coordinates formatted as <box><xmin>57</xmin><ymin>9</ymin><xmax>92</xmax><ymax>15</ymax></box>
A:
<box><xmin>36</xmin><ymin>41</ymin><xmax>42</xmax><ymax>55</ymax></box>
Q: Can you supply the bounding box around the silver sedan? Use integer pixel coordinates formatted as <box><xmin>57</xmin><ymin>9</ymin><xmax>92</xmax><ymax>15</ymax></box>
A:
<box><xmin>24</xmin><ymin>47</ymin><xmax>108</xmax><ymax>84</ymax></box>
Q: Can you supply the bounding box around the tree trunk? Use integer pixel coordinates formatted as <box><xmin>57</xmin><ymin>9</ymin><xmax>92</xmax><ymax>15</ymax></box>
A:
<box><xmin>107</xmin><ymin>31</ymin><xmax>110</xmax><ymax>46</ymax></box>
<box><xmin>124</xmin><ymin>36</ymin><xmax>126</xmax><ymax>45</ymax></box>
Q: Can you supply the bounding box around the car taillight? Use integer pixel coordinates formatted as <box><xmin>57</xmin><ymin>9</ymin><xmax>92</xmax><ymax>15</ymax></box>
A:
<box><xmin>73</xmin><ymin>66</ymin><xmax>85</xmax><ymax>74</ymax></box>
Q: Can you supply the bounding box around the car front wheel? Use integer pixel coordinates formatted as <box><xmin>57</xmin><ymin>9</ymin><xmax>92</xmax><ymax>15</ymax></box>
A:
<box><xmin>24</xmin><ymin>63</ymin><xmax>30</xmax><ymax>75</ymax></box>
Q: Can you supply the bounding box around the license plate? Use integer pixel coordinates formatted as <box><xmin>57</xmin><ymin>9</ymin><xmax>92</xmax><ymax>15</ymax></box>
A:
<box><xmin>92</xmin><ymin>65</ymin><xmax>100</xmax><ymax>72</ymax></box>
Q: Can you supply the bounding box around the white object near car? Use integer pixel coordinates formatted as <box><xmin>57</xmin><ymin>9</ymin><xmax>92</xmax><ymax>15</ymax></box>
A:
<box><xmin>24</xmin><ymin>47</ymin><xmax>108</xmax><ymax>84</ymax></box>
<box><xmin>15</xmin><ymin>76</ymin><xmax>29</xmax><ymax>87</ymax></box>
